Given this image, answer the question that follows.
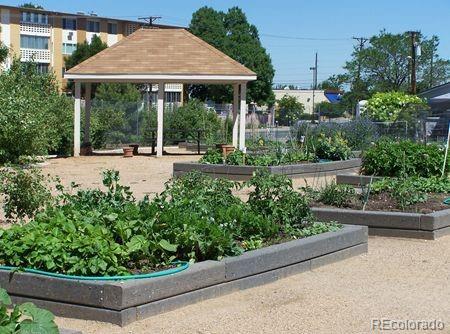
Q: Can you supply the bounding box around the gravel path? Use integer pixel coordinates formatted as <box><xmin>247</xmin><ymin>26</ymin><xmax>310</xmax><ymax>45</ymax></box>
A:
<box><xmin>7</xmin><ymin>152</ymin><xmax>449</xmax><ymax>333</ymax></box>
<box><xmin>56</xmin><ymin>236</ymin><xmax>450</xmax><ymax>333</ymax></box>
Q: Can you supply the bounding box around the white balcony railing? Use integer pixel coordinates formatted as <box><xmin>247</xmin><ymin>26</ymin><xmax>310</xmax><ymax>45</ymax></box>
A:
<box><xmin>20</xmin><ymin>22</ymin><xmax>51</xmax><ymax>36</ymax></box>
<box><xmin>20</xmin><ymin>48</ymin><xmax>51</xmax><ymax>63</ymax></box>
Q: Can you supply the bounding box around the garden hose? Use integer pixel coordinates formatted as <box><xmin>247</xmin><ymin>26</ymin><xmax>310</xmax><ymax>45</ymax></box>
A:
<box><xmin>443</xmin><ymin>197</ymin><xmax>450</xmax><ymax>205</ymax></box>
<box><xmin>0</xmin><ymin>261</ymin><xmax>189</xmax><ymax>281</ymax></box>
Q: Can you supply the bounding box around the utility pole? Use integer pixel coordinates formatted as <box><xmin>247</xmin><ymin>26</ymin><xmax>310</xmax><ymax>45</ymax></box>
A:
<box><xmin>138</xmin><ymin>16</ymin><xmax>162</xmax><ymax>27</ymax></box>
<box><xmin>310</xmin><ymin>52</ymin><xmax>318</xmax><ymax>121</ymax></box>
<box><xmin>430</xmin><ymin>44</ymin><xmax>434</xmax><ymax>89</ymax></box>
<box><xmin>352</xmin><ymin>37</ymin><xmax>368</xmax><ymax>81</ymax></box>
<box><xmin>407</xmin><ymin>31</ymin><xmax>419</xmax><ymax>94</ymax></box>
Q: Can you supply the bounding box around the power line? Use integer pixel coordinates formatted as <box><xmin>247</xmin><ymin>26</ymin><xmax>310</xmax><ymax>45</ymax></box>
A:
<box><xmin>261</xmin><ymin>33</ymin><xmax>352</xmax><ymax>41</ymax></box>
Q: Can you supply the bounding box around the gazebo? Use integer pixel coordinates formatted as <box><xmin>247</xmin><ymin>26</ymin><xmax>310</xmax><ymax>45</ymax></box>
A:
<box><xmin>64</xmin><ymin>28</ymin><xmax>257</xmax><ymax>157</ymax></box>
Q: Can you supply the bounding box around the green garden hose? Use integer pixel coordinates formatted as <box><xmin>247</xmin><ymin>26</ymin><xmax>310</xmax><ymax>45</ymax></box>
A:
<box><xmin>0</xmin><ymin>261</ymin><xmax>189</xmax><ymax>281</ymax></box>
<box><xmin>443</xmin><ymin>198</ymin><xmax>450</xmax><ymax>205</ymax></box>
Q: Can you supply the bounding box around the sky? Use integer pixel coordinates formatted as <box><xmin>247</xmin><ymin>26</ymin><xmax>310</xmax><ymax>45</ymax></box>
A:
<box><xmin>4</xmin><ymin>0</ymin><xmax>450</xmax><ymax>88</ymax></box>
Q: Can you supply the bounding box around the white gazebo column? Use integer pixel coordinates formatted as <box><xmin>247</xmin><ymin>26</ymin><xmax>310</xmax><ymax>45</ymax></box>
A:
<box><xmin>239</xmin><ymin>83</ymin><xmax>247</xmax><ymax>151</ymax></box>
<box><xmin>74</xmin><ymin>81</ymin><xmax>81</xmax><ymax>157</ymax></box>
<box><xmin>156</xmin><ymin>82</ymin><xmax>165</xmax><ymax>157</ymax></box>
<box><xmin>83</xmin><ymin>82</ymin><xmax>92</xmax><ymax>144</ymax></box>
<box><xmin>232</xmin><ymin>84</ymin><xmax>239</xmax><ymax>148</ymax></box>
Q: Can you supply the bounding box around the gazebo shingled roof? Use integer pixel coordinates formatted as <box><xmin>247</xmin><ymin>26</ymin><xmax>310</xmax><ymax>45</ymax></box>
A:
<box><xmin>65</xmin><ymin>28</ymin><xmax>256</xmax><ymax>157</ymax></box>
<box><xmin>65</xmin><ymin>28</ymin><xmax>256</xmax><ymax>81</ymax></box>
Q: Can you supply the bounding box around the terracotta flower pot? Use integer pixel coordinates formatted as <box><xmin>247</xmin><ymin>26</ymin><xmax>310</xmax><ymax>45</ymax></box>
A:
<box><xmin>216</xmin><ymin>144</ymin><xmax>235</xmax><ymax>158</ymax></box>
<box><xmin>123</xmin><ymin>147</ymin><xmax>134</xmax><ymax>158</ymax></box>
<box><xmin>129</xmin><ymin>144</ymin><xmax>139</xmax><ymax>155</ymax></box>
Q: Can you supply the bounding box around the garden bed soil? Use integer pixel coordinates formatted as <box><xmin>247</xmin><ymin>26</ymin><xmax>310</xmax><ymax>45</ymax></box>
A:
<box><xmin>313</xmin><ymin>193</ymin><xmax>450</xmax><ymax>214</ymax></box>
<box><xmin>0</xmin><ymin>225</ymin><xmax>367</xmax><ymax>326</ymax></box>
<box><xmin>173</xmin><ymin>158</ymin><xmax>362</xmax><ymax>181</ymax></box>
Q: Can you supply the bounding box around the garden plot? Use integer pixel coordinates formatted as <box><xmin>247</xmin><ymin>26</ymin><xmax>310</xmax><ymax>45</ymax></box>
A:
<box><xmin>175</xmin><ymin>125</ymin><xmax>364</xmax><ymax>180</ymax></box>
<box><xmin>310</xmin><ymin>139</ymin><xmax>450</xmax><ymax>239</ymax></box>
<box><xmin>0</xmin><ymin>168</ymin><xmax>367</xmax><ymax>325</ymax></box>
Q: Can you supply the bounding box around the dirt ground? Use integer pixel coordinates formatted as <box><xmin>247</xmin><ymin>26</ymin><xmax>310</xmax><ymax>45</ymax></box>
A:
<box><xmin>5</xmin><ymin>151</ymin><xmax>450</xmax><ymax>333</ymax></box>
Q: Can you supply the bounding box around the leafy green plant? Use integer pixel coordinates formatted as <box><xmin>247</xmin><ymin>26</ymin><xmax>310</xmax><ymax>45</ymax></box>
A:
<box><xmin>372</xmin><ymin>176</ymin><xmax>450</xmax><ymax>194</ymax></box>
<box><xmin>0</xmin><ymin>288</ymin><xmax>59</xmax><ymax>333</ymax></box>
<box><xmin>199</xmin><ymin>149</ymin><xmax>223</xmax><ymax>164</ymax></box>
<box><xmin>362</xmin><ymin>139</ymin><xmax>447</xmax><ymax>177</ymax></box>
<box><xmin>364</xmin><ymin>91</ymin><xmax>428</xmax><ymax>122</ymax></box>
<box><xmin>0</xmin><ymin>167</ymin><xmax>52</xmax><ymax>221</ymax></box>
<box><xmin>245</xmin><ymin>170</ymin><xmax>311</xmax><ymax>230</ymax></box>
<box><xmin>225</xmin><ymin>150</ymin><xmax>246</xmax><ymax>165</ymax></box>
<box><xmin>0</xmin><ymin>170</ymin><xmax>340</xmax><ymax>276</ymax></box>
<box><xmin>0</xmin><ymin>60</ymin><xmax>73</xmax><ymax>163</ymax></box>
<box><xmin>314</xmin><ymin>133</ymin><xmax>352</xmax><ymax>161</ymax></box>
<box><xmin>318</xmin><ymin>182</ymin><xmax>356</xmax><ymax>208</ymax></box>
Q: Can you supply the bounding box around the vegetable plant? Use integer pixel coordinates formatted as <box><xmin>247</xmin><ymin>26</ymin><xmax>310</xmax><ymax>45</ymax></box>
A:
<box><xmin>362</xmin><ymin>139</ymin><xmax>447</xmax><ymax>177</ymax></box>
<box><xmin>318</xmin><ymin>182</ymin><xmax>356</xmax><ymax>208</ymax></box>
<box><xmin>0</xmin><ymin>170</ymin><xmax>341</xmax><ymax>277</ymax></box>
<box><xmin>0</xmin><ymin>288</ymin><xmax>58</xmax><ymax>334</ymax></box>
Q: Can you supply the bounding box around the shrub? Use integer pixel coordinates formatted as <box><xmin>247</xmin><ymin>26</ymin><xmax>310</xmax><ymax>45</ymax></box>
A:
<box><xmin>246</xmin><ymin>170</ymin><xmax>311</xmax><ymax>229</ymax></box>
<box><xmin>0</xmin><ymin>288</ymin><xmax>58</xmax><ymax>333</ymax></box>
<box><xmin>276</xmin><ymin>95</ymin><xmax>305</xmax><ymax>126</ymax></box>
<box><xmin>0</xmin><ymin>167</ymin><xmax>52</xmax><ymax>221</ymax></box>
<box><xmin>315</xmin><ymin>133</ymin><xmax>352</xmax><ymax>161</ymax></box>
<box><xmin>318</xmin><ymin>182</ymin><xmax>356</xmax><ymax>208</ymax></box>
<box><xmin>199</xmin><ymin>149</ymin><xmax>223</xmax><ymax>164</ymax></box>
<box><xmin>364</xmin><ymin>91</ymin><xmax>428</xmax><ymax>122</ymax></box>
<box><xmin>226</xmin><ymin>150</ymin><xmax>246</xmax><ymax>165</ymax></box>
<box><xmin>0</xmin><ymin>60</ymin><xmax>73</xmax><ymax>163</ymax></box>
<box><xmin>362</xmin><ymin>139</ymin><xmax>447</xmax><ymax>177</ymax></box>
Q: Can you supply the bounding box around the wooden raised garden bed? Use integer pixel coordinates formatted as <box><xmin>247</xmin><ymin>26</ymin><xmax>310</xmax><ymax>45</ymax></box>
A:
<box><xmin>173</xmin><ymin>158</ymin><xmax>362</xmax><ymax>181</ymax></box>
<box><xmin>1</xmin><ymin>225</ymin><xmax>367</xmax><ymax>326</ymax></box>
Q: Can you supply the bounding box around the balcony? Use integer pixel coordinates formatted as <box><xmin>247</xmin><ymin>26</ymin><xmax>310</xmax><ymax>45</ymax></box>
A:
<box><xmin>20</xmin><ymin>22</ymin><xmax>51</xmax><ymax>36</ymax></box>
<box><xmin>20</xmin><ymin>48</ymin><xmax>51</xmax><ymax>63</ymax></box>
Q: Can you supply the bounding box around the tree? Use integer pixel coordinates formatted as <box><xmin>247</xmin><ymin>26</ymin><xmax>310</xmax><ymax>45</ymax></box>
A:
<box><xmin>189</xmin><ymin>6</ymin><xmax>275</xmax><ymax>106</ymax></box>
<box><xmin>344</xmin><ymin>30</ymin><xmax>450</xmax><ymax>93</ymax></box>
<box><xmin>0</xmin><ymin>60</ymin><xmax>73</xmax><ymax>163</ymax></box>
<box><xmin>364</xmin><ymin>91</ymin><xmax>428</xmax><ymax>122</ymax></box>
<box><xmin>65</xmin><ymin>35</ymin><xmax>107</xmax><ymax>71</ymax></box>
<box><xmin>0</xmin><ymin>42</ymin><xmax>8</xmax><ymax>64</ymax></box>
<box><xmin>89</xmin><ymin>83</ymin><xmax>142</xmax><ymax>148</ymax></box>
<box><xmin>316</xmin><ymin>101</ymin><xmax>345</xmax><ymax>118</ymax></box>
<box><xmin>20</xmin><ymin>3</ymin><xmax>44</xmax><ymax>9</ymax></box>
<box><xmin>276</xmin><ymin>95</ymin><xmax>304</xmax><ymax>125</ymax></box>
<box><xmin>318</xmin><ymin>74</ymin><xmax>348</xmax><ymax>91</ymax></box>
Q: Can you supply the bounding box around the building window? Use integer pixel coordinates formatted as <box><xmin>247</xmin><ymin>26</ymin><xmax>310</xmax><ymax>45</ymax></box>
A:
<box><xmin>87</xmin><ymin>20</ymin><xmax>100</xmax><ymax>33</ymax></box>
<box><xmin>108</xmin><ymin>22</ymin><xmax>118</xmax><ymax>35</ymax></box>
<box><xmin>165</xmin><ymin>92</ymin><xmax>181</xmax><ymax>103</ymax></box>
<box><xmin>21</xmin><ymin>62</ymin><xmax>49</xmax><ymax>74</ymax></box>
<box><xmin>21</xmin><ymin>11</ymin><xmax>48</xmax><ymax>25</ymax></box>
<box><xmin>62</xmin><ymin>43</ymin><xmax>77</xmax><ymax>55</ymax></box>
<box><xmin>62</xmin><ymin>18</ymin><xmax>77</xmax><ymax>30</ymax></box>
<box><xmin>20</xmin><ymin>35</ymin><xmax>49</xmax><ymax>49</ymax></box>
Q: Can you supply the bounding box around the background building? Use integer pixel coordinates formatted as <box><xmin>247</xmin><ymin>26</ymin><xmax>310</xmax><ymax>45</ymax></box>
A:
<box><xmin>273</xmin><ymin>88</ymin><xmax>342</xmax><ymax>114</ymax></box>
<box><xmin>0</xmin><ymin>4</ymin><xmax>182</xmax><ymax>100</ymax></box>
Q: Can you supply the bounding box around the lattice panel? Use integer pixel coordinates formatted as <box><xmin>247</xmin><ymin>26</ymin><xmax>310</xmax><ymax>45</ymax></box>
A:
<box><xmin>20</xmin><ymin>23</ymin><xmax>51</xmax><ymax>35</ymax></box>
<box><xmin>20</xmin><ymin>48</ymin><xmax>51</xmax><ymax>63</ymax></box>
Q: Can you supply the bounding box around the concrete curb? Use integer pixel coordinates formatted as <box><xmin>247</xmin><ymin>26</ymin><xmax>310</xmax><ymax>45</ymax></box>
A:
<box><xmin>173</xmin><ymin>159</ymin><xmax>362</xmax><ymax>181</ymax></box>
<box><xmin>312</xmin><ymin>207</ymin><xmax>450</xmax><ymax>239</ymax></box>
<box><xmin>336</xmin><ymin>174</ymin><xmax>382</xmax><ymax>186</ymax></box>
<box><xmin>2</xmin><ymin>225</ymin><xmax>367</xmax><ymax>326</ymax></box>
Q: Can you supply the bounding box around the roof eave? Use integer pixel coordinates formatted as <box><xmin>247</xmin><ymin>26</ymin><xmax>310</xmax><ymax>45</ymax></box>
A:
<box><xmin>64</xmin><ymin>73</ymin><xmax>257</xmax><ymax>83</ymax></box>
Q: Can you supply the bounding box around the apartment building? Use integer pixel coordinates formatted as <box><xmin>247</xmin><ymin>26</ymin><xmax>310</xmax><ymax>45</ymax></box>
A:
<box><xmin>0</xmin><ymin>4</ymin><xmax>182</xmax><ymax>101</ymax></box>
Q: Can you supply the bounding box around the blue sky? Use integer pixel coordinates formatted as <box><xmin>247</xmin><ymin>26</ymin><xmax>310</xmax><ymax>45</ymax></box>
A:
<box><xmin>4</xmin><ymin>0</ymin><xmax>449</xmax><ymax>88</ymax></box>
